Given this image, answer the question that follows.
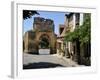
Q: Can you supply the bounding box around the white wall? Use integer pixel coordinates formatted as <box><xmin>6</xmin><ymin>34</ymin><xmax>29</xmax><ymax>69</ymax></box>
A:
<box><xmin>79</xmin><ymin>13</ymin><xmax>84</xmax><ymax>26</ymax></box>
<box><xmin>0</xmin><ymin>0</ymin><xmax>99</xmax><ymax>80</ymax></box>
<box><xmin>73</xmin><ymin>13</ymin><xmax>76</xmax><ymax>30</ymax></box>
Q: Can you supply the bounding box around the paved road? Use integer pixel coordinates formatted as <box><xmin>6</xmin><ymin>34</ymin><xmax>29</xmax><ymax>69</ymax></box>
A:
<box><xmin>23</xmin><ymin>53</ymin><xmax>80</xmax><ymax>69</ymax></box>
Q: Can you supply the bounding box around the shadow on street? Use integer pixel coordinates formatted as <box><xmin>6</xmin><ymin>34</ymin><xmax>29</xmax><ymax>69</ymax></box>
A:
<box><xmin>23</xmin><ymin>62</ymin><xmax>65</xmax><ymax>69</ymax></box>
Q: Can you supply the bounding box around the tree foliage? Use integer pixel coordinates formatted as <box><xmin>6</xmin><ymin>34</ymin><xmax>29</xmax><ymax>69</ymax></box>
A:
<box><xmin>39</xmin><ymin>38</ymin><xmax>49</xmax><ymax>48</ymax></box>
<box><xmin>65</xmin><ymin>13</ymin><xmax>91</xmax><ymax>44</ymax></box>
<box><xmin>23</xmin><ymin>10</ymin><xmax>40</xmax><ymax>20</ymax></box>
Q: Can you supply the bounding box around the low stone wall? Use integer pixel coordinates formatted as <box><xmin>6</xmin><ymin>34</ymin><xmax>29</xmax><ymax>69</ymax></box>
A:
<box><xmin>39</xmin><ymin>49</ymin><xmax>50</xmax><ymax>55</ymax></box>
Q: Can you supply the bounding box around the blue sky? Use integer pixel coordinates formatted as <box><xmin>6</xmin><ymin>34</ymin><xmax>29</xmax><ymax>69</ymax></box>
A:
<box><xmin>23</xmin><ymin>11</ymin><xmax>67</xmax><ymax>35</ymax></box>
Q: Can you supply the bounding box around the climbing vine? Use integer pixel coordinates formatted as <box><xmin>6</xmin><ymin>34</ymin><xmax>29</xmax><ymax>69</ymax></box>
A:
<box><xmin>64</xmin><ymin>13</ymin><xmax>91</xmax><ymax>45</ymax></box>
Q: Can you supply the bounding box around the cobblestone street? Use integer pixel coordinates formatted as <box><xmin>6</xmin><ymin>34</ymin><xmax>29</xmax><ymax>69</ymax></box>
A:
<box><xmin>23</xmin><ymin>53</ymin><xmax>82</xmax><ymax>69</ymax></box>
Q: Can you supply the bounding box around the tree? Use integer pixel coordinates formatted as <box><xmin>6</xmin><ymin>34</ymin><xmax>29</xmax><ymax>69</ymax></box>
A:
<box><xmin>79</xmin><ymin>14</ymin><xmax>91</xmax><ymax>44</ymax></box>
<box><xmin>39</xmin><ymin>38</ymin><xmax>49</xmax><ymax>48</ymax></box>
<box><xmin>64</xmin><ymin>13</ymin><xmax>91</xmax><ymax>65</ymax></box>
<box><xmin>23</xmin><ymin>10</ymin><xmax>40</xmax><ymax>20</ymax></box>
<box><xmin>64</xmin><ymin>13</ymin><xmax>91</xmax><ymax>45</ymax></box>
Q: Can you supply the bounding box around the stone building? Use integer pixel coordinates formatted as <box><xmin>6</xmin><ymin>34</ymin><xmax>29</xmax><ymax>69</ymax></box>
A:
<box><xmin>56</xmin><ymin>24</ymin><xmax>65</xmax><ymax>56</ymax></box>
<box><xmin>57</xmin><ymin>13</ymin><xmax>91</xmax><ymax>66</ymax></box>
<box><xmin>64</xmin><ymin>13</ymin><xmax>83</xmax><ymax>60</ymax></box>
<box><xmin>23</xmin><ymin>17</ymin><xmax>57</xmax><ymax>54</ymax></box>
<box><xmin>65</xmin><ymin>13</ymin><xmax>91</xmax><ymax>66</ymax></box>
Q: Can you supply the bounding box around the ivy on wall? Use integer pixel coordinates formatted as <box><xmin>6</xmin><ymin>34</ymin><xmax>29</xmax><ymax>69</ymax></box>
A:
<box><xmin>64</xmin><ymin>13</ymin><xmax>91</xmax><ymax>45</ymax></box>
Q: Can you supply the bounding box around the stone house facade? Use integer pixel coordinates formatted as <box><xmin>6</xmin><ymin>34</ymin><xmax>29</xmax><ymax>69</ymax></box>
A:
<box><xmin>57</xmin><ymin>13</ymin><xmax>91</xmax><ymax>66</ymax></box>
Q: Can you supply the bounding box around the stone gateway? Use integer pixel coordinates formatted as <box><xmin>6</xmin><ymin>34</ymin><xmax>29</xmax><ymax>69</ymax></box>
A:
<box><xmin>23</xmin><ymin>17</ymin><xmax>57</xmax><ymax>54</ymax></box>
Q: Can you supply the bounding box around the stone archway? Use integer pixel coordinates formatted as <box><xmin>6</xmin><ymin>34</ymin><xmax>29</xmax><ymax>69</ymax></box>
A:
<box><xmin>38</xmin><ymin>34</ymin><xmax>50</xmax><ymax>54</ymax></box>
<box><xmin>23</xmin><ymin>17</ymin><xmax>57</xmax><ymax>54</ymax></box>
<box><xmin>39</xmin><ymin>35</ymin><xmax>50</xmax><ymax>49</ymax></box>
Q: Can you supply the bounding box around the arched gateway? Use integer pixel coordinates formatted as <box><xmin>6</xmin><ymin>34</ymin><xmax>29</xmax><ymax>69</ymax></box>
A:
<box><xmin>23</xmin><ymin>17</ymin><xmax>57</xmax><ymax>54</ymax></box>
<box><xmin>39</xmin><ymin>34</ymin><xmax>50</xmax><ymax>49</ymax></box>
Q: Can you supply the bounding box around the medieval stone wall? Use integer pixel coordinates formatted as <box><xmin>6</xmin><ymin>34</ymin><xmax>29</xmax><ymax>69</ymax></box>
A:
<box><xmin>33</xmin><ymin>17</ymin><xmax>54</xmax><ymax>31</ymax></box>
<box><xmin>23</xmin><ymin>17</ymin><xmax>56</xmax><ymax>54</ymax></box>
